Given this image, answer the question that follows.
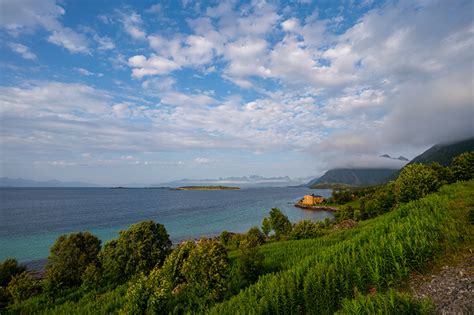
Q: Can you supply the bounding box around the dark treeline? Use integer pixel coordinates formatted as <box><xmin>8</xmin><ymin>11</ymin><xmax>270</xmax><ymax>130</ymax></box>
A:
<box><xmin>0</xmin><ymin>152</ymin><xmax>472</xmax><ymax>314</ymax></box>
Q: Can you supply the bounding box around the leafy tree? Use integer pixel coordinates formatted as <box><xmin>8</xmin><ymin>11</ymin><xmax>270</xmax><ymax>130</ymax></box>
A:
<box><xmin>45</xmin><ymin>231</ymin><xmax>101</xmax><ymax>293</ymax></box>
<box><xmin>7</xmin><ymin>272</ymin><xmax>40</xmax><ymax>304</ymax></box>
<box><xmin>81</xmin><ymin>264</ymin><xmax>102</xmax><ymax>290</ymax></box>
<box><xmin>237</xmin><ymin>239</ymin><xmax>264</xmax><ymax>284</ymax></box>
<box><xmin>394</xmin><ymin>164</ymin><xmax>440</xmax><ymax>203</ymax></box>
<box><xmin>450</xmin><ymin>151</ymin><xmax>474</xmax><ymax>182</ymax></box>
<box><xmin>261</xmin><ymin>217</ymin><xmax>271</xmax><ymax>237</ymax></box>
<box><xmin>291</xmin><ymin>220</ymin><xmax>322</xmax><ymax>239</ymax></box>
<box><xmin>100</xmin><ymin>220</ymin><xmax>171</xmax><ymax>285</ymax></box>
<box><xmin>245</xmin><ymin>227</ymin><xmax>265</xmax><ymax>247</ymax></box>
<box><xmin>180</xmin><ymin>239</ymin><xmax>229</xmax><ymax>309</ymax></box>
<box><xmin>0</xmin><ymin>286</ymin><xmax>10</xmax><ymax>309</ymax></box>
<box><xmin>0</xmin><ymin>258</ymin><xmax>26</xmax><ymax>287</ymax></box>
<box><xmin>268</xmin><ymin>208</ymin><xmax>292</xmax><ymax>238</ymax></box>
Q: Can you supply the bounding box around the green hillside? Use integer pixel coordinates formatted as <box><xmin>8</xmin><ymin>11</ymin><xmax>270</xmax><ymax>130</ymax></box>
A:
<box><xmin>309</xmin><ymin>168</ymin><xmax>397</xmax><ymax>188</ymax></box>
<box><xmin>409</xmin><ymin>138</ymin><xmax>474</xmax><ymax>166</ymax></box>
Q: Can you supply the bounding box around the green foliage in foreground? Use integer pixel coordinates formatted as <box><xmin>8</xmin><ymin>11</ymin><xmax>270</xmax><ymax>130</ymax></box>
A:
<box><xmin>209</xmin><ymin>181</ymin><xmax>472</xmax><ymax>314</ymax></box>
<box><xmin>336</xmin><ymin>289</ymin><xmax>435</xmax><ymax>315</ymax></box>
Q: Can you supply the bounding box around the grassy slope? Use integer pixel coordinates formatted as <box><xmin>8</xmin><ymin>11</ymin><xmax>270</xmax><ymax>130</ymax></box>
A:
<box><xmin>209</xmin><ymin>180</ymin><xmax>473</xmax><ymax>314</ymax></box>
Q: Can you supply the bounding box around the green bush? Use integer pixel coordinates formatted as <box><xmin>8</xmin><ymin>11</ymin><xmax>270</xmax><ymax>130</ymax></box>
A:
<box><xmin>450</xmin><ymin>151</ymin><xmax>474</xmax><ymax>182</ymax></box>
<box><xmin>291</xmin><ymin>220</ymin><xmax>323</xmax><ymax>239</ymax></box>
<box><xmin>7</xmin><ymin>272</ymin><xmax>41</xmax><ymax>304</ymax></box>
<box><xmin>263</xmin><ymin>208</ymin><xmax>292</xmax><ymax>239</ymax></box>
<box><xmin>45</xmin><ymin>231</ymin><xmax>101</xmax><ymax>293</ymax></box>
<box><xmin>394</xmin><ymin>164</ymin><xmax>440</xmax><ymax>203</ymax></box>
<box><xmin>237</xmin><ymin>239</ymin><xmax>264</xmax><ymax>284</ymax></box>
<box><xmin>245</xmin><ymin>227</ymin><xmax>265</xmax><ymax>246</ymax></box>
<box><xmin>0</xmin><ymin>258</ymin><xmax>26</xmax><ymax>287</ymax></box>
<box><xmin>100</xmin><ymin>220</ymin><xmax>171</xmax><ymax>286</ymax></box>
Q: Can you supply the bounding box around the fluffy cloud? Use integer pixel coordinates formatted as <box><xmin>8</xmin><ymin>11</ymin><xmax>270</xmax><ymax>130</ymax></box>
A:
<box><xmin>121</xmin><ymin>12</ymin><xmax>146</xmax><ymax>40</ymax></box>
<box><xmin>7</xmin><ymin>43</ymin><xmax>37</xmax><ymax>60</ymax></box>
<box><xmin>0</xmin><ymin>0</ymin><xmax>90</xmax><ymax>54</ymax></box>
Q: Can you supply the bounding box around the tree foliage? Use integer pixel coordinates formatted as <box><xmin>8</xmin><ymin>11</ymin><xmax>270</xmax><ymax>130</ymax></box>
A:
<box><xmin>291</xmin><ymin>220</ymin><xmax>323</xmax><ymax>240</ymax></box>
<box><xmin>394</xmin><ymin>163</ymin><xmax>440</xmax><ymax>203</ymax></box>
<box><xmin>264</xmin><ymin>208</ymin><xmax>292</xmax><ymax>239</ymax></box>
<box><xmin>100</xmin><ymin>220</ymin><xmax>171</xmax><ymax>285</ymax></box>
<box><xmin>237</xmin><ymin>239</ymin><xmax>264</xmax><ymax>285</ymax></box>
<box><xmin>45</xmin><ymin>231</ymin><xmax>101</xmax><ymax>293</ymax></box>
<box><xmin>7</xmin><ymin>272</ymin><xmax>40</xmax><ymax>304</ymax></box>
<box><xmin>450</xmin><ymin>151</ymin><xmax>474</xmax><ymax>182</ymax></box>
<box><xmin>0</xmin><ymin>258</ymin><xmax>26</xmax><ymax>287</ymax></box>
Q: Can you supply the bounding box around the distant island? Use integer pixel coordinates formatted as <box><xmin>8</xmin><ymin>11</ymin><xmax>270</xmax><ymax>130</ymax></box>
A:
<box><xmin>175</xmin><ymin>186</ymin><xmax>240</xmax><ymax>190</ymax></box>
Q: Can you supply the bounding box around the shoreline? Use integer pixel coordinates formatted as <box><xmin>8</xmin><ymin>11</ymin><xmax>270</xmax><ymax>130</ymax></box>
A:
<box><xmin>294</xmin><ymin>203</ymin><xmax>339</xmax><ymax>211</ymax></box>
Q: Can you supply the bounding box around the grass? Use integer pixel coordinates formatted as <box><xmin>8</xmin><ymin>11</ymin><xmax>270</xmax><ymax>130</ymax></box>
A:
<box><xmin>209</xmin><ymin>180</ymin><xmax>473</xmax><ymax>314</ymax></box>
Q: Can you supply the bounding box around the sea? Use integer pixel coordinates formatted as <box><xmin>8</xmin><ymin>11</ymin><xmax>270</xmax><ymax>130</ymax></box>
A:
<box><xmin>0</xmin><ymin>187</ymin><xmax>333</xmax><ymax>267</ymax></box>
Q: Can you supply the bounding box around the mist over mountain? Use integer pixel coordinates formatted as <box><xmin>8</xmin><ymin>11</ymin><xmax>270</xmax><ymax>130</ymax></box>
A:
<box><xmin>0</xmin><ymin>177</ymin><xmax>100</xmax><ymax>187</ymax></box>
<box><xmin>155</xmin><ymin>175</ymin><xmax>311</xmax><ymax>188</ymax></box>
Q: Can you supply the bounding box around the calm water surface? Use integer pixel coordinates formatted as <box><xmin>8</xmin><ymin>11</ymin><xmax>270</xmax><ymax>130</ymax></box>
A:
<box><xmin>0</xmin><ymin>187</ymin><xmax>333</xmax><ymax>262</ymax></box>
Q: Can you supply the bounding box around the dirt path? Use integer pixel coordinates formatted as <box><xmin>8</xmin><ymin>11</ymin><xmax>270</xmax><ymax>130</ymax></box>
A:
<box><xmin>410</xmin><ymin>252</ymin><xmax>474</xmax><ymax>314</ymax></box>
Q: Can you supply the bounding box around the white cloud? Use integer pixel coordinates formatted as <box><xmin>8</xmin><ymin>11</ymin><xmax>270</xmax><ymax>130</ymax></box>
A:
<box><xmin>8</xmin><ymin>42</ymin><xmax>37</xmax><ymax>60</ymax></box>
<box><xmin>93</xmin><ymin>34</ymin><xmax>115</xmax><ymax>50</ymax></box>
<box><xmin>74</xmin><ymin>67</ymin><xmax>94</xmax><ymax>76</ymax></box>
<box><xmin>128</xmin><ymin>55</ymin><xmax>180</xmax><ymax>78</ymax></box>
<box><xmin>47</xmin><ymin>28</ymin><xmax>89</xmax><ymax>54</ymax></box>
<box><xmin>121</xmin><ymin>12</ymin><xmax>146</xmax><ymax>40</ymax></box>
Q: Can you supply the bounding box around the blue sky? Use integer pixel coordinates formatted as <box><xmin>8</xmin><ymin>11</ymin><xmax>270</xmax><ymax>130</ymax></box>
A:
<box><xmin>0</xmin><ymin>0</ymin><xmax>473</xmax><ymax>185</ymax></box>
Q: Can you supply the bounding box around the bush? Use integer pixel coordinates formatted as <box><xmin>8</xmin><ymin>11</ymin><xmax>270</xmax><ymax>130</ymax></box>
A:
<box><xmin>7</xmin><ymin>272</ymin><xmax>40</xmax><ymax>304</ymax></box>
<box><xmin>450</xmin><ymin>151</ymin><xmax>474</xmax><ymax>182</ymax></box>
<box><xmin>45</xmin><ymin>231</ymin><xmax>101</xmax><ymax>293</ymax></box>
<box><xmin>100</xmin><ymin>221</ymin><xmax>171</xmax><ymax>285</ymax></box>
<box><xmin>237</xmin><ymin>239</ymin><xmax>264</xmax><ymax>284</ymax></box>
<box><xmin>0</xmin><ymin>258</ymin><xmax>26</xmax><ymax>287</ymax></box>
<box><xmin>261</xmin><ymin>217</ymin><xmax>271</xmax><ymax>237</ymax></box>
<box><xmin>220</xmin><ymin>230</ymin><xmax>232</xmax><ymax>246</ymax></box>
<box><xmin>394</xmin><ymin>164</ymin><xmax>440</xmax><ymax>203</ymax></box>
<box><xmin>245</xmin><ymin>227</ymin><xmax>265</xmax><ymax>247</ymax></box>
<box><xmin>291</xmin><ymin>220</ymin><xmax>323</xmax><ymax>239</ymax></box>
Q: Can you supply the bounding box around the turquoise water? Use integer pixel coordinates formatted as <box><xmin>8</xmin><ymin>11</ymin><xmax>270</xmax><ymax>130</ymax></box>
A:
<box><xmin>0</xmin><ymin>187</ymin><xmax>333</xmax><ymax>263</ymax></box>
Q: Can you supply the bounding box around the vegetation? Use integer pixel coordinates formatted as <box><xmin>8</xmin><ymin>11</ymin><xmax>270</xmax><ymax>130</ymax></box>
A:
<box><xmin>1</xmin><ymin>152</ymin><xmax>472</xmax><ymax>314</ymax></box>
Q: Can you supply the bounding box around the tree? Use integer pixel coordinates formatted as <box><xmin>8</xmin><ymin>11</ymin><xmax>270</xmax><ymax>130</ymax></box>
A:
<box><xmin>450</xmin><ymin>152</ymin><xmax>474</xmax><ymax>182</ymax></box>
<box><xmin>394</xmin><ymin>164</ymin><xmax>440</xmax><ymax>203</ymax></box>
<box><xmin>100</xmin><ymin>220</ymin><xmax>171</xmax><ymax>285</ymax></box>
<box><xmin>180</xmin><ymin>239</ymin><xmax>229</xmax><ymax>310</ymax></box>
<box><xmin>261</xmin><ymin>217</ymin><xmax>271</xmax><ymax>237</ymax></box>
<box><xmin>237</xmin><ymin>239</ymin><xmax>264</xmax><ymax>284</ymax></box>
<box><xmin>245</xmin><ymin>227</ymin><xmax>265</xmax><ymax>247</ymax></box>
<box><xmin>45</xmin><ymin>231</ymin><xmax>101</xmax><ymax>292</ymax></box>
<box><xmin>219</xmin><ymin>230</ymin><xmax>231</xmax><ymax>246</ymax></box>
<box><xmin>7</xmin><ymin>272</ymin><xmax>40</xmax><ymax>304</ymax></box>
<box><xmin>291</xmin><ymin>220</ymin><xmax>322</xmax><ymax>240</ymax></box>
<box><xmin>0</xmin><ymin>258</ymin><xmax>25</xmax><ymax>287</ymax></box>
<box><xmin>268</xmin><ymin>208</ymin><xmax>292</xmax><ymax>238</ymax></box>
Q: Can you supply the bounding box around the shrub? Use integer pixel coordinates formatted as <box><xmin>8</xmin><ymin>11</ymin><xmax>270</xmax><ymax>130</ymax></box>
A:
<box><xmin>0</xmin><ymin>258</ymin><xmax>26</xmax><ymax>287</ymax></box>
<box><xmin>45</xmin><ymin>231</ymin><xmax>101</xmax><ymax>293</ymax></box>
<box><xmin>291</xmin><ymin>220</ymin><xmax>323</xmax><ymax>239</ymax></box>
<box><xmin>7</xmin><ymin>272</ymin><xmax>40</xmax><ymax>304</ymax></box>
<box><xmin>220</xmin><ymin>230</ymin><xmax>232</xmax><ymax>246</ymax></box>
<box><xmin>100</xmin><ymin>221</ymin><xmax>171</xmax><ymax>285</ymax></box>
<box><xmin>394</xmin><ymin>164</ymin><xmax>440</xmax><ymax>203</ymax></box>
<box><xmin>237</xmin><ymin>239</ymin><xmax>264</xmax><ymax>284</ymax></box>
<box><xmin>261</xmin><ymin>217</ymin><xmax>271</xmax><ymax>237</ymax></box>
<box><xmin>245</xmin><ymin>227</ymin><xmax>265</xmax><ymax>246</ymax></box>
<box><xmin>450</xmin><ymin>151</ymin><xmax>474</xmax><ymax>182</ymax></box>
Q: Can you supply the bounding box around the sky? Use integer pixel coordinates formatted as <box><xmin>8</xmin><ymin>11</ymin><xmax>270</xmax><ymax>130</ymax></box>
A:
<box><xmin>0</xmin><ymin>0</ymin><xmax>473</xmax><ymax>185</ymax></box>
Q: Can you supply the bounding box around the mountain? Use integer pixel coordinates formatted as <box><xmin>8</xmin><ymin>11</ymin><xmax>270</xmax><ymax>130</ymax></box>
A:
<box><xmin>308</xmin><ymin>168</ymin><xmax>398</xmax><ymax>187</ymax></box>
<box><xmin>0</xmin><ymin>177</ymin><xmax>100</xmax><ymax>187</ymax></box>
<box><xmin>380</xmin><ymin>154</ymin><xmax>409</xmax><ymax>161</ymax></box>
<box><xmin>157</xmin><ymin>175</ymin><xmax>309</xmax><ymax>188</ymax></box>
<box><xmin>408</xmin><ymin>138</ymin><xmax>474</xmax><ymax>166</ymax></box>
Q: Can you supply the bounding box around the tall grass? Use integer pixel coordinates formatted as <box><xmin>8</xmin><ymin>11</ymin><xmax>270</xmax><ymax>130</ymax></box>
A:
<box><xmin>209</xmin><ymin>181</ymin><xmax>473</xmax><ymax>314</ymax></box>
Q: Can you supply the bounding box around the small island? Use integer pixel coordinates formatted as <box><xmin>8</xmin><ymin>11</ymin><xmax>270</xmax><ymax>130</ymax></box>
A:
<box><xmin>175</xmin><ymin>185</ymin><xmax>240</xmax><ymax>191</ymax></box>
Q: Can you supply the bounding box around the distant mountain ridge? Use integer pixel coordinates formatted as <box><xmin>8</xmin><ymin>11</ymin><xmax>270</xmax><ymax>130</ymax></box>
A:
<box><xmin>408</xmin><ymin>138</ymin><xmax>474</xmax><ymax>166</ymax></box>
<box><xmin>158</xmin><ymin>175</ymin><xmax>311</xmax><ymax>188</ymax></box>
<box><xmin>0</xmin><ymin>177</ymin><xmax>100</xmax><ymax>187</ymax></box>
<box><xmin>308</xmin><ymin>168</ymin><xmax>398</xmax><ymax>187</ymax></box>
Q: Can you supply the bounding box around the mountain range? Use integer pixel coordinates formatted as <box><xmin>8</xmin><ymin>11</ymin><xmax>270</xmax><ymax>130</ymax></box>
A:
<box><xmin>0</xmin><ymin>177</ymin><xmax>100</xmax><ymax>187</ymax></box>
